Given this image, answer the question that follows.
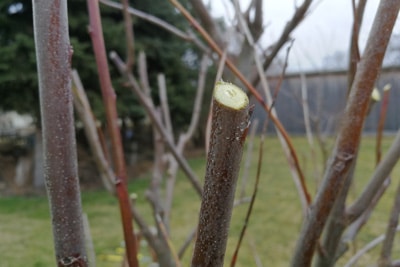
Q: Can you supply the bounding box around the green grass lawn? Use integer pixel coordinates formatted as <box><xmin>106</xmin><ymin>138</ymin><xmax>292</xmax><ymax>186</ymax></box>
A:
<box><xmin>1</xmin><ymin>136</ymin><xmax>399</xmax><ymax>266</ymax></box>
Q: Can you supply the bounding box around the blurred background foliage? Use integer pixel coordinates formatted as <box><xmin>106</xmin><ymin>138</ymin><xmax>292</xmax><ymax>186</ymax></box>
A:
<box><xmin>0</xmin><ymin>0</ymin><xmax>215</xmax><ymax>137</ymax></box>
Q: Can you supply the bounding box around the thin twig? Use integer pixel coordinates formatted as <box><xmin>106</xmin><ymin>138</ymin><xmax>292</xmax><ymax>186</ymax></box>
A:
<box><xmin>250</xmin><ymin>0</ymin><xmax>314</xmax><ymax>86</ymax></box>
<box><xmin>71</xmin><ymin>70</ymin><xmax>115</xmax><ymax>193</ymax></box>
<box><xmin>120</xmin><ymin>0</ymin><xmax>135</xmax><ymax>71</ymax></box>
<box><xmin>230</xmin><ymin>120</ymin><xmax>266</xmax><ymax>267</ymax></box>
<box><xmin>155</xmin><ymin>214</ymin><xmax>182</xmax><ymax>267</ymax></box>
<box><xmin>178</xmin><ymin>227</ymin><xmax>197</xmax><ymax>259</ymax></box>
<box><xmin>110</xmin><ymin>51</ymin><xmax>203</xmax><ymax>196</ymax></box>
<box><xmin>347</xmin><ymin>128</ymin><xmax>400</xmax><ymax>222</ymax></box>
<box><xmin>157</xmin><ymin>74</ymin><xmax>174</xmax><ymax>139</ymax></box>
<box><xmin>100</xmin><ymin>0</ymin><xmax>191</xmax><ymax>41</ymax></box>
<box><xmin>376</xmin><ymin>84</ymin><xmax>391</xmax><ymax>165</ymax></box>
<box><xmin>232</xmin><ymin>0</ymin><xmax>311</xmax><ymax>212</ymax></box>
<box><xmin>239</xmin><ymin>118</ymin><xmax>259</xmax><ymax>198</ymax></box>
<box><xmin>343</xmin><ymin>226</ymin><xmax>400</xmax><ymax>267</ymax></box>
<box><xmin>347</xmin><ymin>0</ymin><xmax>367</xmax><ymax>93</ymax></box>
<box><xmin>378</xmin><ymin>181</ymin><xmax>400</xmax><ymax>267</ymax></box>
<box><xmin>239</xmin><ymin>0</ymin><xmax>310</xmax><ymax>209</ymax></box>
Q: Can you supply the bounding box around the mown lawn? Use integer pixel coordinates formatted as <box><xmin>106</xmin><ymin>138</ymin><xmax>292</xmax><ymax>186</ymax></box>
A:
<box><xmin>0</xmin><ymin>136</ymin><xmax>399</xmax><ymax>266</ymax></box>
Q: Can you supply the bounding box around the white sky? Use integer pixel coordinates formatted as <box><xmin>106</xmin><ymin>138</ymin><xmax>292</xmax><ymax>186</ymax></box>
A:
<box><xmin>206</xmin><ymin>0</ymin><xmax>400</xmax><ymax>71</ymax></box>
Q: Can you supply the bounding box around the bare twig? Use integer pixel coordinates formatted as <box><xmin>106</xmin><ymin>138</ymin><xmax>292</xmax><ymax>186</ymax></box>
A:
<box><xmin>168</xmin><ymin>2</ymin><xmax>307</xmax><ymax>203</ymax></box>
<box><xmin>338</xmin><ymin>177</ymin><xmax>391</xmax><ymax>259</ymax></box>
<box><xmin>100</xmin><ymin>0</ymin><xmax>190</xmax><ymax>41</ymax></box>
<box><xmin>378</xmin><ymin>181</ymin><xmax>400</xmax><ymax>267</ymax></box>
<box><xmin>232</xmin><ymin>0</ymin><xmax>311</xmax><ymax>212</ymax></box>
<box><xmin>347</xmin><ymin>128</ymin><xmax>400</xmax><ymax>222</ymax></box>
<box><xmin>83</xmin><ymin>214</ymin><xmax>97</xmax><ymax>267</ymax></box>
<box><xmin>138</xmin><ymin>51</ymin><xmax>151</xmax><ymax>99</ymax></box>
<box><xmin>178</xmin><ymin>227</ymin><xmax>197</xmax><ymax>259</ymax></box>
<box><xmin>376</xmin><ymin>84</ymin><xmax>392</xmax><ymax>164</ymax></box>
<box><xmin>71</xmin><ymin>70</ymin><xmax>115</xmax><ymax>193</ymax></box>
<box><xmin>347</xmin><ymin>0</ymin><xmax>367</xmax><ymax>93</ymax></box>
<box><xmin>250</xmin><ymin>0</ymin><xmax>314</xmax><ymax>86</ymax></box>
<box><xmin>155</xmin><ymin>214</ymin><xmax>182</xmax><ymax>267</ymax></box>
<box><xmin>32</xmin><ymin>0</ymin><xmax>88</xmax><ymax>265</ymax></box>
<box><xmin>343</xmin><ymin>226</ymin><xmax>400</xmax><ymax>267</ymax></box>
<box><xmin>239</xmin><ymin>118</ymin><xmax>259</xmax><ymax>198</ymax></box>
<box><xmin>230</xmin><ymin>120</ymin><xmax>265</xmax><ymax>267</ymax></box>
<box><xmin>191</xmin><ymin>82</ymin><xmax>251</xmax><ymax>267</ymax></box>
<box><xmin>110</xmin><ymin>51</ymin><xmax>203</xmax><ymax>196</ymax></box>
<box><xmin>86</xmin><ymin>0</ymin><xmax>139</xmax><ymax>265</ymax></box>
<box><xmin>120</xmin><ymin>0</ymin><xmax>135</xmax><ymax>71</ymax></box>
<box><xmin>157</xmin><ymin>74</ymin><xmax>174</xmax><ymax>140</ymax></box>
<box><xmin>188</xmin><ymin>0</ymin><xmax>223</xmax><ymax>48</ymax></box>
<box><xmin>291</xmin><ymin>1</ymin><xmax>400</xmax><ymax>266</ymax></box>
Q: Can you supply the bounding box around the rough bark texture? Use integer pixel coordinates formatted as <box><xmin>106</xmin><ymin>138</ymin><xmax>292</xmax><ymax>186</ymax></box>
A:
<box><xmin>191</xmin><ymin>82</ymin><xmax>251</xmax><ymax>267</ymax></box>
<box><xmin>32</xmin><ymin>0</ymin><xmax>88</xmax><ymax>266</ymax></box>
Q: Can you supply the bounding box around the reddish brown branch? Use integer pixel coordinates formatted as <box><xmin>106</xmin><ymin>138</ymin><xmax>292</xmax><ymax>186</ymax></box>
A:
<box><xmin>86</xmin><ymin>0</ymin><xmax>139</xmax><ymax>266</ymax></box>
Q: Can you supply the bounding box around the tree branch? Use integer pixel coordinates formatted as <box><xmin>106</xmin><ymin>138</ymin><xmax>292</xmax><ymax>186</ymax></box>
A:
<box><xmin>250</xmin><ymin>0</ymin><xmax>313</xmax><ymax>86</ymax></box>
<box><xmin>191</xmin><ymin>81</ymin><xmax>251</xmax><ymax>267</ymax></box>
<box><xmin>120</xmin><ymin>0</ymin><xmax>135</xmax><ymax>71</ymax></box>
<box><xmin>188</xmin><ymin>0</ymin><xmax>224</xmax><ymax>48</ymax></box>
<box><xmin>32</xmin><ymin>0</ymin><xmax>88</xmax><ymax>265</ymax></box>
<box><xmin>109</xmin><ymin>51</ymin><xmax>203</xmax><ymax>196</ymax></box>
<box><xmin>347</xmin><ymin>0</ymin><xmax>367</xmax><ymax>93</ymax></box>
<box><xmin>378</xmin><ymin>181</ymin><xmax>400</xmax><ymax>267</ymax></box>
<box><xmin>291</xmin><ymin>1</ymin><xmax>400</xmax><ymax>266</ymax></box>
<box><xmin>347</xmin><ymin>128</ymin><xmax>400</xmax><ymax>222</ymax></box>
<box><xmin>86</xmin><ymin>0</ymin><xmax>139</xmax><ymax>266</ymax></box>
<box><xmin>71</xmin><ymin>69</ymin><xmax>115</xmax><ymax>194</ymax></box>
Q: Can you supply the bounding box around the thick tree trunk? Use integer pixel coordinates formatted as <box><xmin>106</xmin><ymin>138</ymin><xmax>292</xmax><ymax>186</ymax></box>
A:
<box><xmin>191</xmin><ymin>81</ymin><xmax>251</xmax><ymax>267</ymax></box>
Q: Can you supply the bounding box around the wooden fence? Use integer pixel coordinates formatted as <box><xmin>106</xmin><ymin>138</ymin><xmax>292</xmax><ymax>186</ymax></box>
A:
<box><xmin>252</xmin><ymin>67</ymin><xmax>400</xmax><ymax>134</ymax></box>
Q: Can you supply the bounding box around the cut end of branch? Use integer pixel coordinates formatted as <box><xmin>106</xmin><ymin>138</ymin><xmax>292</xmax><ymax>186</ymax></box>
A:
<box><xmin>214</xmin><ymin>81</ymin><xmax>249</xmax><ymax>110</ymax></box>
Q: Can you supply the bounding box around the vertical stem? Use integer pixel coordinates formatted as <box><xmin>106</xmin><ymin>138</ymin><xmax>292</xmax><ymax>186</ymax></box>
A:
<box><xmin>191</xmin><ymin>82</ymin><xmax>251</xmax><ymax>267</ymax></box>
<box><xmin>32</xmin><ymin>0</ymin><xmax>88</xmax><ymax>266</ymax></box>
<box><xmin>86</xmin><ymin>0</ymin><xmax>139</xmax><ymax>266</ymax></box>
<box><xmin>376</xmin><ymin>85</ymin><xmax>391</xmax><ymax>164</ymax></box>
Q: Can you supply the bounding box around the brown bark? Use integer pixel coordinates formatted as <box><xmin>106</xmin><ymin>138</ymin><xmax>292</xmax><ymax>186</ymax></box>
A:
<box><xmin>191</xmin><ymin>82</ymin><xmax>251</xmax><ymax>267</ymax></box>
<box><xmin>32</xmin><ymin>0</ymin><xmax>88</xmax><ymax>265</ymax></box>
